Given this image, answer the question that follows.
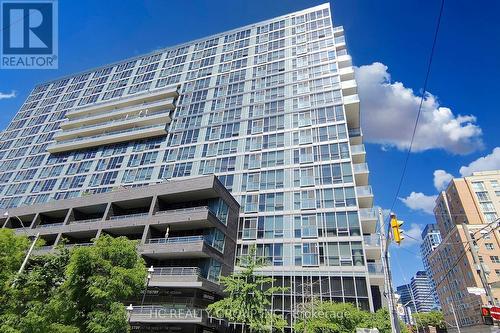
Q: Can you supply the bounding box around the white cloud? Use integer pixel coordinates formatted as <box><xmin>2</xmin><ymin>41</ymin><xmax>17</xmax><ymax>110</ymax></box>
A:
<box><xmin>354</xmin><ymin>62</ymin><xmax>483</xmax><ymax>154</ymax></box>
<box><xmin>433</xmin><ymin>169</ymin><xmax>453</xmax><ymax>191</ymax></box>
<box><xmin>399</xmin><ymin>192</ymin><xmax>437</xmax><ymax>215</ymax></box>
<box><xmin>459</xmin><ymin>147</ymin><xmax>500</xmax><ymax>176</ymax></box>
<box><xmin>402</xmin><ymin>223</ymin><xmax>423</xmax><ymax>247</ymax></box>
<box><xmin>0</xmin><ymin>91</ymin><xmax>16</xmax><ymax>100</ymax></box>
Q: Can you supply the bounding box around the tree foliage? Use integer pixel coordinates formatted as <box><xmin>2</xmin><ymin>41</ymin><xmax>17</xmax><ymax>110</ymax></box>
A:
<box><xmin>294</xmin><ymin>301</ymin><xmax>409</xmax><ymax>333</ymax></box>
<box><xmin>207</xmin><ymin>246</ymin><xmax>288</xmax><ymax>332</ymax></box>
<box><xmin>412</xmin><ymin>311</ymin><xmax>446</xmax><ymax>329</ymax></box>
<box><xmin>0</xmin><ymin>234</ymin><xmax>146</xmax><ymax>333</ymax></box>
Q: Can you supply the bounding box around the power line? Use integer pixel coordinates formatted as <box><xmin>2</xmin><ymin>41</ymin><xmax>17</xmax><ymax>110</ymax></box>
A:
<box><xmin>375</xmin><ymin>0</ymin><xmax>445</xmax><ymax>234</ymax></box>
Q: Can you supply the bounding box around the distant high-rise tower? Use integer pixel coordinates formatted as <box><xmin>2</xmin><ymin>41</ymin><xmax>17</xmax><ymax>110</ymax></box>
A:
<box><xmin>420</xmin><ymin>223</ymin><xmax>441</xmax><ymax>309</ymax></box>
<box><xmin>0</xmin><ymin>3</ymin><xmax>383</xmax><ymax>321</ymax></box>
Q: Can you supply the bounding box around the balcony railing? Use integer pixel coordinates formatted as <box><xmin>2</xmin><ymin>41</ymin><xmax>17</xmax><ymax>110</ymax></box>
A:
<box><xmin>359</xmin><ymin>208</ymin><xmax>377</xmax><ymax>220</ymax></box>
<box><xmin>349</xmin><ymin>127</ymin><xmax>362</xmax><ymax>138</ymax></box>
<box><xmin>351</xmin><ymin>144</ymin><xmax>365</xmax><ymax>154</ymax></box>
<box><xmin>155</xmin><ymin>206</ymin><xmax>207</xmax><ymax>216</ymax></box>
<box><xmin>72</xmin><ymin>217</ymin><xmax>103</xmax><ymax>224</ymax></box>
<box><xmin>37</xmin><ymin>222</ymin><xmax>64</xmax><ymax>228</ymax></box>
<box><xmin>363</xmin><ymin>235</ymin><xmax>381</xmax><ymax>247</ymax></box>
<box><xmin>353</xmin><ymin>163</ymin><xmax>369</xmax><ymax>173</ymax></box>
<box><xmin>64</xmin><ymin>242</ymin><xmax>94</xmax><ymax>248</ymax></box>
<box><xmin>151</xmin><ymin>267</ymin><xmax>201</xmax><ymax>277</ymax></box>
<box><xmin>59</xmin><ymin>109</ymin><xmax>172</xmax><ymax>135</ymax></box>
<box><xmin>356</xmin><ymin>185</ymin><xmax>373</xmax><ymax>196</ymax></box>
<box><xmin>67</xmin><ymin>84</ymin><xmax>178</xmax><ymax>117</ymax></box>
<box><xmin>367</xmin><ymin>262</ymin><xmax>384</xmax><ymax>274</ymax></box>
<box><xmin>145</xmin><ymin>236</ymin><xmax>205</xmax><ymax>245</ymax></box>
<box><xmin>109</xmin><ymin>212</ymin><xmax>149</xmax><ymax>220</ymax></box>
<box><xmin>54</xmin><ymin>124</ymin><xmax>166</xmax><ymax>145</ymax></box>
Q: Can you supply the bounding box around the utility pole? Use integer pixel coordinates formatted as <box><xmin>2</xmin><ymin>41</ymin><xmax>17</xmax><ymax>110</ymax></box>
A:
<box><xmin>462</xmin><ymin>223</ymin><xmax>495</xmax><ymax>305</ymax></box>
<box><xmin>450</xmin><ymin>302</ymin><xmax>461</xmax><ymax>333</ymax></box>
<box><xmin>379</xmin><ymin>208</ymin><xmax>401</xmax><ymax>333</ymax></box>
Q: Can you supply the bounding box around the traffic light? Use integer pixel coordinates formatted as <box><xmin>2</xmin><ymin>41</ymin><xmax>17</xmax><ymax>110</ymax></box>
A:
<box><xmin>481</xmin><ymin>306</ymin><xmax>494</xmax><ymax>325</ymax></box>
<box><xmin>390</xmin><ymin>214</ymin><xmax>404</xmax><ymax>244</ymax></box>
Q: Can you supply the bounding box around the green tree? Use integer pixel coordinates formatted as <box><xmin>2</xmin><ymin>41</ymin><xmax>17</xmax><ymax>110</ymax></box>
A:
<box><xmin>294</xmin><ymin>301</ymin><xmax>410</xmax><ymax>333</ymax></box>
<box><xmin>55</xmin><ymin>235</ymin><xmax>147</xmax><ymax>333</ymax></box>
<box><xmin>207</xmin><ymin>247</ymin><xmax>288</xmax><ymax>332</ymax></box>
<box><xmin>294</xmin><ymin>301</ymin><xmax>369</xmax><ymax>333</ymax></box>
<box><xmin>0</xmin><ymin>234</ymin><xmax>146</xmax><ymax>333</ymax></box>
<box><xmin>0</xmin><ymin>229</ymin><xmax>30</xmax><ymax>288</ymax></box>
<box><xmin>412</xmin><ymin>311</ymin><xmax>446</xmax><ymax>330</ymax></box>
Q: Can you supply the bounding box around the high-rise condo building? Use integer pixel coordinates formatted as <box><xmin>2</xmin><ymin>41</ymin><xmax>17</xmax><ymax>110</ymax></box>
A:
<box><xmin>0</xmin><ymin>2</ymin><xmax>383</xmax><ymax>321</ymax></box>
<box><xmin>396</xmin><ymin>271</ymin><xmax>436</xmax><ymax>324</ymax></box>
<box><xmin>431</xmin><ymin>170</ymin><xmax>500</xmax><ymax>333</ymax></box>
<box><xmin>420</xmin><ymin>223</ymin><xmax>441</xmax><ymax>309</ymax></box>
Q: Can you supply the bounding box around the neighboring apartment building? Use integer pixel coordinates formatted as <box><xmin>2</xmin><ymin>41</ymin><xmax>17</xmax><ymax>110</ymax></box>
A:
<box><xmin>397</xmin><ymin>271</ymin><xmax>436</xmax><ymax>324</ymax></box>
<box><xmin>1</xmin><ymin>175</ymin><xmax>240</xmax><ymax>333</ymax></box>
<box><xmin>420</xmin><ymin>223</ymin><xmax>442</xmax><ymax>309</ymax></box>
<box><xmin>430</xmin><ymin>170</ymin><xmax>500</xmax><ymax>333</ymax></box>
<box><xmin>0</xmin><ymin>2</ymin><xmax>383</xmax><ymax>321</ymax></box>
<box><xmin>396</xmin><ymin>284</ymin><xmax>415</xmax><ymax>324</ymax></box>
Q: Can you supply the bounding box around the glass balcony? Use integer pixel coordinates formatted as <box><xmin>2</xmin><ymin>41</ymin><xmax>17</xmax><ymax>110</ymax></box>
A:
<box><xmin>367</xmin><ymin>262</ymin><xmax>384</xmax><ymax>274</ymax></box>
<box><xmin>151</xmin><ymin>266</ymin><xmax>201</xmax><ymax>277</ymax></box>
<box><xmin>356</xmin><ymin>185</ymin><xmax>373</xmax><ymax>196</ymax></box>
<box><xmin>363</xmin><ymin>235</ymin><xmax>381</xmax><ymax>247</ymax></box>
<box><xmin>351</xmin><ymin>144</ymin><xmax>365</xmax><ymax>154</ymax></box>
<box><xmin>146</xmin><ymin>236</ymin><xmax>205</xmax><ymax>245</ymax></box>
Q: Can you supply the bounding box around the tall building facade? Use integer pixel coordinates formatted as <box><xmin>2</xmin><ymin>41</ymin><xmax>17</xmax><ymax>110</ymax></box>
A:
<box><xmin>0</xmin><ymin>3</ymin><xmax>382</xmax><ymax>318</ymax></box>
<box><xmin>397</xmin><ymin>271</ymin><xmax>436</xmax><ymax>323</ymax></box>
<box><xmin>420</xmin><ymin>223</ymin><xmax>441</xmax><ymax>309</ymax></box>
<box><xmin>431</xmin><ymin>171</ymin><xmax>500</xmax><ymax>332</ymax></box>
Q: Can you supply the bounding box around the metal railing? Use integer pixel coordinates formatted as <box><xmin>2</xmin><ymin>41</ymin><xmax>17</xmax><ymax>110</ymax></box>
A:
<box><xmin>54</xmin><ymin>123</ymin><xmax>166</xmax><ymax>145</ymax></box>
<box><xmin>59</xmin><ymin>109</ymin><xmax>172</xmax><ymax>134</ymax></box>
<box><xmin>146</xmin><ymin>236</ymin><xmax>205</xmax><ymax>245</ymax></box>
<box><xmin>109</xmin><ymin>212</ymin><xmax>149</xmax><ymax>220</ymax></box>
<box><xmin>65</xmin><ymin>242</ymin><xmax>94</xmax><ymax>248</ymax></box>
<box><xmin>67</xmin><ymin>84</ymin><xmax>178</xmax><ymax>116</ymax></box>
<box><xmin>37</xmin><ymin>222</ymin><xmax>64</xmax><ymax>228</ymax></box>
<box><xmin>151</xmin><ymin>267</ymin><xmax>201</xmax><ymax>277</ymax></box>
<box><xmin>72</xmin><ymin>217</ymin><xmax>103</xmax><ymax>224</ymax></box>
<box><xmin>155</xmin><ymin>206</ymin><xmax>207</xmax><ymax>216</ymax></box>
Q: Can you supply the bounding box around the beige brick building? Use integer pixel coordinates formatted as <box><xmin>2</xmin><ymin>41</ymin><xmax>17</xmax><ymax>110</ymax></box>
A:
<box><xmin>430</xmin><ymin>171</ymin><xmax>500</xmax><ymax>333</ymax></box>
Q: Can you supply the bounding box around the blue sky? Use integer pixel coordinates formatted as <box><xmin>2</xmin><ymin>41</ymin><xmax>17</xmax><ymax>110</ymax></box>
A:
<box><xmin>0</xmin><ymin>0</ymin><xmax>499</xmax><ymax>287</ymax></box>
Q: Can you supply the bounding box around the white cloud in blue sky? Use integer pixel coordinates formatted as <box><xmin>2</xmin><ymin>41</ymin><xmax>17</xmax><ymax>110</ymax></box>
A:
<box><xmin>355</xmin><ymin>62</ymin><xmax>483</xmax><ymax>154</ymax></box>
<box><xmin>459</xmin><ymin>147</ymin><xmax>500</xmax><ymax>176</ymax></box>
<box><xmin>0</xmin><ymin>91</ymin><xmax>16</xmax><ymax>100</ymax></box>
<box><xmin>399</xmin><ymin>192</ymin><xmax>437</xmax><ymax>215</ymax></box>
<box><xmin>433</xmin><ymin>169</ymin><xmax>453</xmax><ymax>191</ymax></box>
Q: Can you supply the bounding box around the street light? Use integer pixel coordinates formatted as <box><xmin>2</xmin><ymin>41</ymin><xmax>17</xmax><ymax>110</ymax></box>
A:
<box><xmin>140</xmin><ymin>266</ymin><xmax>154</xmax><ymax>306</ymax></box>
<box><xmin>3</xmin><ymin>211</ymin><xmax>40</xmax><ymax>283</ymax></box>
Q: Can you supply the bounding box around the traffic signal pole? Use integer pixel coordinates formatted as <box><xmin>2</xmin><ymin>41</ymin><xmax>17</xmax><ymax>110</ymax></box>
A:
<box><xmin>379</xmin><ymin>208</ymin><xmax>401</xmax><ymax>333</ymax></box>
<box><xmin>462</xmin><ymin>223</ymin><xmax>496</xmax><ymax>306</ymax></box>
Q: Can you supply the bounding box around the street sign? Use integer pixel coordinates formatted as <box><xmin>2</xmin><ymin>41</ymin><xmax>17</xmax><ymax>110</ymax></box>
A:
<box><xmin>467</xmin><ymin>287</ymin><xmax>486</xmax><ymax>295</ymax></box>
<box><xmin>491</xmin><ymin>306</ymin><xmax>500</xmax><ymax>321</ymax></box>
